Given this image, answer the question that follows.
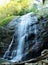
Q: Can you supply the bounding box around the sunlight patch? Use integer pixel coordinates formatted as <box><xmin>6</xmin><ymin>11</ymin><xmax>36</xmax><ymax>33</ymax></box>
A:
<box><xmin>0</xmin><ymin>0</ymin><xmax>10</xmax><ymax>6</ymax></box>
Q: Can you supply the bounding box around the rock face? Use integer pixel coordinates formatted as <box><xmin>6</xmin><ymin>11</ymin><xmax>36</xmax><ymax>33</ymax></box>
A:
<box><xmin>0</xmin><ymin>27</ymin><xmax>14</xmax><ymax>57</ymax></box>
<box><xmin>0</xmin><ymin>13</ymin><xmax>48</xmax><ymax>63</ymax></box>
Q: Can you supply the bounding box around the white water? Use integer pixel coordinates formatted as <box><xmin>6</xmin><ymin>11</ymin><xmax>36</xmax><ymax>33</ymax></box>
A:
<box><xmin>11</xmin><ymin>13</ymin><xmax>33</xmax><ymax>62</ymax></box>
<box><xmin>3</xmin><ymin>12</ymin><xmax>38</xmax><ymax>62</ymax></box>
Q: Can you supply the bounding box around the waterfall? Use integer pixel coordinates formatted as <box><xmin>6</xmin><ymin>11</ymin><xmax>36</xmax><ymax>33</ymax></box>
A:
<box><xmin>10</xmin><ymin>13</ymin><xmax>33</xmax><ymax>62</ymax></box>
<box><xmin>3</xmin><ymin>12</ymin><xmax>38</xmax><ymax>62</ymax></box>
<box><xmin>11</xmin><ymin>36</ymin><xmax>25</xmax><ymax>62</ymax></box>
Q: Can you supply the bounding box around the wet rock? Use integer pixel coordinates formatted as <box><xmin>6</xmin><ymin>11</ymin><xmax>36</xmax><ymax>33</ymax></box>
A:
<box><xmin>0</xmin><ymin>27</ymin><xmax>14</xmax><ymax>57</ymax></box>
<box><xmin>0</xmin><ymin>13</ymin><xmax>48</xmax><ymax>63</ymax></box>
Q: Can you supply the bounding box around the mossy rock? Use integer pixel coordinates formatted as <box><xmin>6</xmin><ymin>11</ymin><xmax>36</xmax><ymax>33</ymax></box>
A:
<box><xmin>0</xmin><ymin>16</ymin><xmax>16</xmax><ymax>26</ymax></box>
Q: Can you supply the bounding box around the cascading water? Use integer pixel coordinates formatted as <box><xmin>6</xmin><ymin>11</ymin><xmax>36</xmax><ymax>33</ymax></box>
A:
<box><xmin>10</xmin><ymin>13</ymin><xmax>36</xmax><ymax>62</ymax></box>
<box><xmin>3</xmin><ymin>12</ymin><xmax>42</xmax><ymax>62</ymax></box>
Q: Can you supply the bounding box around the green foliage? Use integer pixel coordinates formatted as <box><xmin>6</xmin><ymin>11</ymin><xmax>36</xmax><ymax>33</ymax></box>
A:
<box><xmin>0</xmin><ymin>16</ymin><xmax>16</xmax><ymax>26</ymax></box>
<box><xmin>38</xmin><ymin>7</ymin><xmax>48</xmax><ymax>17</ymax></box>
<box><xmin>0</xmin><ymin>0</ymin><xmax>48</xmax><ymax>24</ymax></box>
<box><xmin>0</xmin><ymin>0</ymin><xmax>34</xmax><ymax>20</ymax></box>
<box><xmin>28</xmin><ymin>4</ymin><xmax>39</xmax><ymax>13</ymax></box>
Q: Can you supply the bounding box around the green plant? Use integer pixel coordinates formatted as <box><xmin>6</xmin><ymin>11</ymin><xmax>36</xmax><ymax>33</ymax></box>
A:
<box><xmin>0</xmin><ymin>16</ymin><xmax>16</xmax><ymax>26</ymax></box>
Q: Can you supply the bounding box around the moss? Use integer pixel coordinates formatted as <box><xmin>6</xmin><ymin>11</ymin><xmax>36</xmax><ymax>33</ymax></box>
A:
<box><xmin>0</xmin><ymin>16</ymin><xmax>16</xmax><ymax>26</ymax></box>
